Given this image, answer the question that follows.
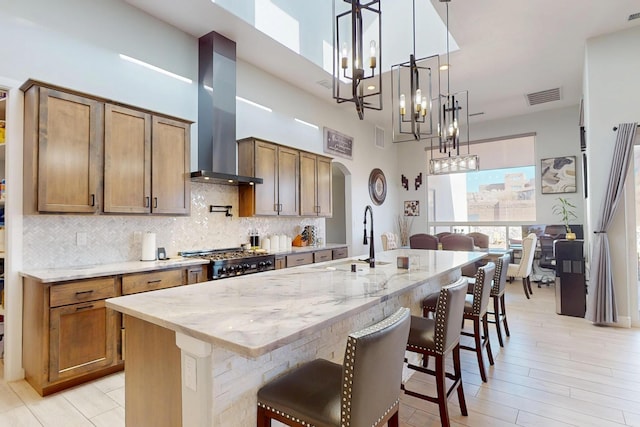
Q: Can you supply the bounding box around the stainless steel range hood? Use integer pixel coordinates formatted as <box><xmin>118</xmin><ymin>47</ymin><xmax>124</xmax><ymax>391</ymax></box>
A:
<box><xmin>191</xmin><ymin>31</ymin><xmax>262</xmax><ymax>185</ymax></box>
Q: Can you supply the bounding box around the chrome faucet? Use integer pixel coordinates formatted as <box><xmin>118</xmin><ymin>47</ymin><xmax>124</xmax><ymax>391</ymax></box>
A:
<box><xmin>363</xmin><ymin>205</ymin><xmax>375</xmax><ymax>268</ymax></box>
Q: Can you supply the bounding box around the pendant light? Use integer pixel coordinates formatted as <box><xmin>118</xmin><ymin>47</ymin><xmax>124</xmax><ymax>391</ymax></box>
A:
<box><xmin>333</xmin><ymin>0</ymin><xmax>382</xmax><ymax>120</ymax></box>
<box><xmin>391</xmin><ymin>0</ymin><xmax>439</xmax><ymax>142</ymax></box>
<box><xmin>429</xmin><ymin>0</ymin><xmax>478</xmax><ymax>175</ymax></box>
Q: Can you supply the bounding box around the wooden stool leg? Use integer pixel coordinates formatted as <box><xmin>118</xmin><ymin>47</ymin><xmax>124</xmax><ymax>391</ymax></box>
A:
<box><xmin>257</xmin><ymin>406</ymin><xmax>271</xmax><ymax>427</ymax></box>
<box><xmin>388</xmin><ymin>410</ymin><xmax>399</xmax><ymax>427</ymax></box>
<box><xmin>434</xmin><ymin>354</ymin><xmax>451</xmax><ymax>427</ymax></box>
<box><xmin>452</xmin><ymin>345</ymin><xmax>468</xmax><ymax>416</ymax></box>
<box><xmin>473</xmin><ymin>318</ymin><xmax>488</xmax><ymax>382</ymax></box>
<box><xmin>493</xmin><ymin>296</ymin><xmax>504</xmax><ymax>347</ymax></box>
<box><xmin>482</xmin><ymin>313</ymin><xmax>494</xmax><ymax>366</ymax></box>
<box><xmin>501</xmin><ymin>294</ymin><xmax>510</xmax><ymax>337</ymax></box>
<box><xmin>527</xmin><ymin>276</ymin><xmax>533</xmax><ymax>295</ymax></box>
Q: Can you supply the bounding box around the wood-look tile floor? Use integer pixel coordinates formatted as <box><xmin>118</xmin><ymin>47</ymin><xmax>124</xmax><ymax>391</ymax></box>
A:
<box><xmin>1</xmin><ymin>284</ymin><xmax>639</xmax><ymax>426</ymax></box>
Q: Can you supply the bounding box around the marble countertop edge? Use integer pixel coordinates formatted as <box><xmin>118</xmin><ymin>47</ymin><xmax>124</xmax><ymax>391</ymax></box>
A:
<box><xmin>21</xmin><ymin>258</ymin><xmax>210</xmax><ymax>283</ymax></box>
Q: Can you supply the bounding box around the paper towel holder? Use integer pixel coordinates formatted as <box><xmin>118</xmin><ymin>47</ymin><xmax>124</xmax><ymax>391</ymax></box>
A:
<box><xmin>210</xmin><ymin>205</ymin><xmax>232</xmax><ymax>217</ymax></box>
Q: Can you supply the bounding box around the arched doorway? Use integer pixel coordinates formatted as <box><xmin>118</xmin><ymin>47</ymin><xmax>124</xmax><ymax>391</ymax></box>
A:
<box><xmin>326</xmin><ymin>162</ymin><xmax>351</xmax><ymax>249</ymax></box>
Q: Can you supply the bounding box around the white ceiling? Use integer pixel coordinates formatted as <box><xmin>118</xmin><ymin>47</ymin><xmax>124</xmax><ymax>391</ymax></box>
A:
<box><xmin>125</xmin><ymin>0</ymin><xmax>640</xmax><ymax>129</ymax></box>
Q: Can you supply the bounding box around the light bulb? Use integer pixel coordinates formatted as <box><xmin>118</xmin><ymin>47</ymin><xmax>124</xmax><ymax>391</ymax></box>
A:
<box><xmin>415</xmin><ymin>89</ymin><xmax>422</xmax><ymax>112</ymax></box>
<box><xmin>421</xmin><ymin>99</ymin><xmax>427</xmax><ymax>117</ymax></box>
<box><xmin>341</xmin><ymin>43</ymin><xmax>348</xmax><ymax>69</ymax></box>
<box><xmin>400</xmin><ymin>94</ymin><xmax>406</xmax><ymax>116</ymax></box>
<box><xmin>369</xmin><ymin>40</ymin><xmax>377</xmax><ymax>68</ymax></box>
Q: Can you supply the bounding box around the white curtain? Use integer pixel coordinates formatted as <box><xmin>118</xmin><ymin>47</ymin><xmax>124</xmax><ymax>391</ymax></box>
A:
<box><xmin>587</xmin><ymin>123</ymin><xmax>638</xmax><ymax>324</ymax></box>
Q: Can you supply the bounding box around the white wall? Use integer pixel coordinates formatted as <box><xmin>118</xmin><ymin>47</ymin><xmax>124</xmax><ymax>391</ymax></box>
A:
<box><xmin>584</xmin><ymin>25</ymin><xmax>640</xmax><ymax>325</ymax></box>
<box><xmin>397</xmin><ymin>105</ymin><xmax>584</xmax><ymax>234</ymax></box>
<box><xmin>0</xmin><ymin>0</ymin><xmax>402</xmax><ymax>379</ymax></box>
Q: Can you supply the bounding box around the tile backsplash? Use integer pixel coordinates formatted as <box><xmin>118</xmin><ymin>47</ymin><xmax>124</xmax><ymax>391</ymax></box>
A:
<box><xmin>23</xmin><ymin>183</ymin><xmax>325</xmax><ymax>269</ymax></box>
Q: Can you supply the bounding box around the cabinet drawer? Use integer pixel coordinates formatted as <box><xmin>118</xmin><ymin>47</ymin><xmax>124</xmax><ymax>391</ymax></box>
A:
<box><xmin>332</xmin><ymin>247</ymin><xmax>348</xmax><ymax>260</ymax></box>
<box><xmin>286</xmin><ymin>253</ymin><xmax>313</xmax><ymax>268</ymax></box>
<box><xmin>123</xmin><ymin>269</ymin><xmax>184</xmax><ymax>295</ymax></box>
<box><xmin>313</xmin><ymin>250</ymin><xmax>333</xmax><ymax>263</ymax></box>
<box><xmin>50</xmin><ymin>277</ymin><xmax>117</xmax><ymax>308</ymax></box>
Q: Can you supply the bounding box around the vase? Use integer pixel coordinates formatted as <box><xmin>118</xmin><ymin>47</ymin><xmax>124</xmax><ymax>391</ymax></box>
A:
<box><xmin>566</xmin><ymin>232</ymin><xmax>576</xmax><ymax>240</ymax></box>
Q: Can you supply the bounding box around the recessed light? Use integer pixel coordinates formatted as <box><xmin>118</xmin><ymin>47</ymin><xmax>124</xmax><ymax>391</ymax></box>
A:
<box><xmin>119</xmin><ymin>54</ymin><xmax>192</xmax><ymax>84</ymax></box>
<box><xmin>236</xmin><ymin>96</ymin><xmax>272</xmax><ymax>112</ymax></box>
<box><xmin>439</xmin><ymin>64</ymin><xmax>449</xmax><ymax>71</ymax></box>
<box><xmin>367</xmin><ymin>85</ymin><xmax>376</xmax><ymax>90</ymax></box>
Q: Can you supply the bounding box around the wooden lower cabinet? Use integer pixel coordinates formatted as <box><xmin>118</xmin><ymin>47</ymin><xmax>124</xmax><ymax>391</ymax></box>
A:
<box><xmin>22</xmin><ymin>263</ymin><xmax>209</xmax><ymax>396</ymax></box>
<box><xmin>23</xmin><ymin>276</ymin><xmax>121</xmax><ymax>396</ymax></box>
<box><xmin>49</xmin><ymin>300</ymin><xmax>117</xmax><ymax>383</ymax></box>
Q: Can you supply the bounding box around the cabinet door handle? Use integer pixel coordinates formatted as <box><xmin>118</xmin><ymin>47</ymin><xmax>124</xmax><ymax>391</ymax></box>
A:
<box><xmin>145</xmin><ymin>196</ymin><xmax>150</xmax><ymax>208</ymax></box>
<box><xmin>274</xmin><ymin>203</ymin><xmax>279</xmax><ymax>212</ymax></box>
<box><xmin>76</xmin><ymin>304</ymin><xmax>94</xmax><ymax>311</ymax></box>
<box><xmin>90</xmin><ymin>194</ymin><xmax>95</xmax><ymax>207</ymax></box>
<box><xmin>153</xmin><ymin>197</ymin><xmax>158</xmax><ymax>208</ymax></box>
<box><xmin>147</xmin><ymin>279</ymin><xmax>162</xmax><ymax>284</ymax></box>
<box><xmin>75</xmin><ymin>290</ymin><xmax>94</xmax><ymax>296</ymax></box>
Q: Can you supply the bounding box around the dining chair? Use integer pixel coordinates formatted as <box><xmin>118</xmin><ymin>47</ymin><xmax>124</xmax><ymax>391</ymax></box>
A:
<box><xmin>422</xmin><ymin>263</ymin><xmax>496</xmax><ymax>382</ymax></box>
<box><xmin>409</xmin><ymin>233</ymin><xmax>439</xmax><ymax>250</ymax></box>
<box><xmin>440</xmin><ymin>234</ymin><xmax>477</xmax><ymax>276</ymax></box>
<box><xmin>403</xmin><ymin>277</ymin><xmax>469</xmax><ymax>427</ymax></box>
<box><xmin>467</xmin><ymin>232</ymin><xmax>489</xmax><ymax>249</ymax></box>
<box><xmin>381</xmin><ymin>232</ymin><xmax>399</xmax><ymax>250</ymax></box>
<box><xmin>435</xmin><ymin>231</ymin><xmax>452</xmax><ymax>240</ymax></box>
<box><xmin>507</xmin><ymin>233</ymin><xmax>538</xmax><ymax>299</ymax></box>
<box><xmin>257</xmin><ymin>307</ymin><xmax>411</xmax><ymax>427</ymax></box>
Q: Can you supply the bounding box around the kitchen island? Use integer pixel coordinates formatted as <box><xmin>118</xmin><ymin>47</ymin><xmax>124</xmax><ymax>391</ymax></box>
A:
<box><xmin>105</xmin><ymin>248</ymin><xmax>484</xmax><ymax>426</ymax></box>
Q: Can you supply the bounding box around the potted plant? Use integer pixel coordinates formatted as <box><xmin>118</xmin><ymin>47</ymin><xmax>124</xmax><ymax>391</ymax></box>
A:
<box><xmin>552</xmin><ymin>197</ymin><xmax>578</xmax><ymax>240</ymax></box>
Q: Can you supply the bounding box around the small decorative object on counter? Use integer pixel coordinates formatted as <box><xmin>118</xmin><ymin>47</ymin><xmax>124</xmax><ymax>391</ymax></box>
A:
<box><xmin>249</xmin><ymin>229</ymin><xmax>260</xmax><ymax>249</ymax></box>
<box><xmin>302</xmin><ymin>225</ymin><xmax>318</xmax><ymax>246</ymax></box>
<box><xmin>397</xmin><ymin>256</ymin><xmax>409</xmax><ymax>269</ymax></box>
<box><xmin>141</xmin><ymin>232</ymin><xmax>157</xmax><ymax>261</ymax></box>
<box><xmin>292</xmin><ymin>234</ymin><xmax>305</xmax><ymax>247</ymax></box>
<box><xmin>261</xmin><ymin>237</ymin><xmax>271</xmax><ymax>252</ymax></box>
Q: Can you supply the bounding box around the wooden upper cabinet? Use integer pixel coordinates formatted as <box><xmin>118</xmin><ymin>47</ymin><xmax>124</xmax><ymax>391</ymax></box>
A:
<box><xmin>22</xmin><ymin>80</ymin><xmax>191</xmax><ymax>216</ymax></box>
<box><xmin>300</xmin><ymin>152</ymin><xmax>332</xmax><ymax>217</ymax></box>
<box><xmin>238</xmin><ymin>138</ymin><xmax>299</xmax><ymax>216</ymax></box>
<box><xmin>151</xmin><ymin>116</ymin><xmax>191</xmax><ymax>215</ymax></box>
<box><xmin>276</xmin><ymin>146</ymin><xmax>300</xmax><ymax>216</ymax></box>
<box><xmin>104</xmin><ymin>105</ymin><xmax>151</xmax><ymax>213</ymax></box>
<box><xmin>24</xmin><ymin>86</ymin><xmax>103</xmax><ymax>213</ymax></box>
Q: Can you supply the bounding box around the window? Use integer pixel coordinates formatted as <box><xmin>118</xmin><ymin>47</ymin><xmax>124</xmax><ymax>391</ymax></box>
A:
<box><xmin>427</xmin><ymin>134</ymin><xmax>536</xmax><ymax>224</ymax></box>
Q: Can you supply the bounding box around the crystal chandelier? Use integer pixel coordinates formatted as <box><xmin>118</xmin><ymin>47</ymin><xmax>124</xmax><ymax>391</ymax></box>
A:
<box><xmin>391</xmin><ymin>0</ymin><xmax>439</xmax><ymax>142</ymax></box>
<box><xmin>429</xmin><ymin>0</ymin><xmax>478</xmax><ymax>175</ymax></box>
<box><xmin>333</xmin><ymin>0</ymin><xmax>382</xmax><ymax>120</ymax></box>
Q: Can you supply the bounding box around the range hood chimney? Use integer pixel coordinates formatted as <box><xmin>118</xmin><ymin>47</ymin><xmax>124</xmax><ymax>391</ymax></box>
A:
<box><xmin>191</xmin><ymin>31</ymin><xmax>262</xmax><ymax>185</ymax></box>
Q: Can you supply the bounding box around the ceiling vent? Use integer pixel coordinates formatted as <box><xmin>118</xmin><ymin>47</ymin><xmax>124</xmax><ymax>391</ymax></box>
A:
<box><xmin>629</xmin><ymin>12</ymin><xmax>640</xmax><ymax>21</ymax></box>
<box><xmin>526</xmin><ymin>87</ymin><xmax>561</xmax><ymax>106</ymax></box>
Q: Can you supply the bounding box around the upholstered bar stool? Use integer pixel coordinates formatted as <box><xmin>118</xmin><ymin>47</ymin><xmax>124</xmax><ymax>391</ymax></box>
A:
<box><xmin>440</xmin><ymin>234</ymin><xmax>478</xmax><ymax>277</ymax></box>
<box><xmin>256</xmin><ymin>307</ymin><xmax>411</xmax><ymax>427</ymax></box>
<box><xmin>422</xmin><ymin>263</ymin><xmax>496</xmax><ymax>382</ymax></box>
<box><xmin>403</xmin><ymin>278</ymin><xmax>469</xmax><ymax>427</ymax></box>
<box><xmin>465</xmin><ymin>254</ymin><xmax>511</xmax><ymax>347</ymax></box>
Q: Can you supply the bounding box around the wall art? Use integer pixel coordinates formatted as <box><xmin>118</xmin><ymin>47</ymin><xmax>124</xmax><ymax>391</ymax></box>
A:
<box><xmin>541</xmin><ymin>156</ymin><xmax>577</xmax><ymax>194</ymax></box>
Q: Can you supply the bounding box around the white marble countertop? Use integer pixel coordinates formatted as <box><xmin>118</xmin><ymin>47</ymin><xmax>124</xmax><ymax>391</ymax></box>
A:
<box><xmin>20</xmin><ymin>257</ymin><xmax>210</xmax><ymax>283</ymax></box>
<box><xmin>106</xmin><ymin>249</ymin><xmax>484</xmax><ymax>358</ymax></box>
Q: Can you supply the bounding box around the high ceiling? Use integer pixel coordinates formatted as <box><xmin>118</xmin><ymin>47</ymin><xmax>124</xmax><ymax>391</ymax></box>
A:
<box><xmin>125</xmin><ymin>0</ymin><xmax>640</xmax><ymax>129</ymax></box>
